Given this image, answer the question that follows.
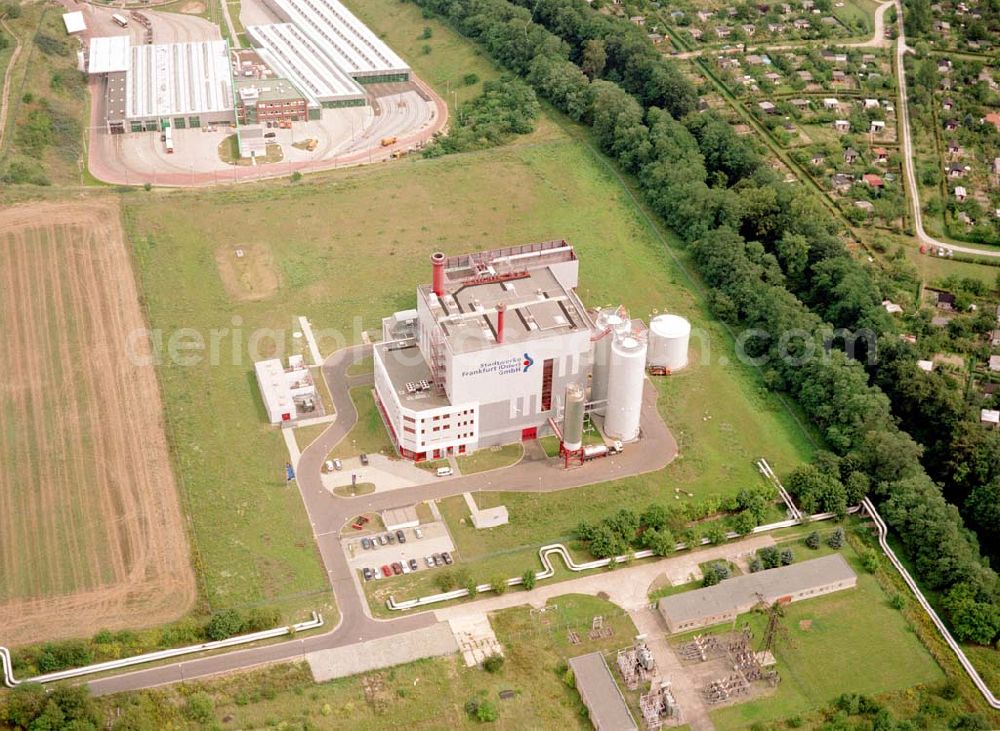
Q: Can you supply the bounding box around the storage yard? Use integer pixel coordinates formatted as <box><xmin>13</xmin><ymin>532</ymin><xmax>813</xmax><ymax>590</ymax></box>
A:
<box><xmin>0</xmin><ymin>200</ymin><xmax>195</xmax><ymax>646</ymax></box>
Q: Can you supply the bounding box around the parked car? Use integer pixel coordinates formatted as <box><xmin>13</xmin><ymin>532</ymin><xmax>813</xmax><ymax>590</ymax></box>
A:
<box><xmin>442</xmin><ymin>552</ymin><xmax>453</xmax><ymax>565</ymax></box>
<box><xmin>361</xmin><ymin>537</ymin><xmax>372</xmax><ymax>550</ymax></box>
<box><xmin>425</xmin><ymin>556</ymin><xmax>435</xmax><ymax>568</ymax></box>
<box><xmin>436</xmin><ymin>466</ymin><xmax>453</xmax><ymax>477</ymax></box>
<box><xmin>333</xmin><ymin>458</ymin><xmax>343</xmax><ymax>471</ymax></box>
<box><xmin>386</xmin><ymin>532</ymin><xmax>395</xmax><ymax>544</ymax></box>
<box><xmin>396</xmin><ymin>529</ymin><xmax>406</xmax><ymax>543</ymax></box>
<box><xmin>391</xmin><ymin>562</ymin><xmax>403</xmax><ymax>576</ymax></box>
<box><xmin>378</xmin><ymin>534</ymin><xmax>389</xmax><ymax>546</ymax></box>
<box><xmin>360</xmin><ymin>453</ymin><xmax>369</xmax><ymax>466</ymax></box>
<box><xmin>264</xmin><ymin>131</ymin><xmax>277</xmax><ymax>138</ymax></box>
<box><xmin>362</xmin><ymin>567</ymin><xmax>373</xmax><ymax>581</ymax></box>
<box><xmin>408</xmin><ymin>558</ymin><xmax>419</xmax><ymax>572</ymax></box>
<box><xmin>323</xmin><ymin>460</ymin><xmax>335</xmax><ymax>473</ymax></box>
<box><xmin>401</xmin><ymin>561</ymin><xmax>411</xmax><ymax>574</ymax></box>
<box><xmin>432</xmin><ymin>553</ymin><xmax>443</xmax><ymax>567</ymax></box>
<box><xmin>381</xmin><ymin>565</ymin><xmax>392</xmax><ymax>577</ymax></box>
<box><xmin>414</xmin><ymin>527</ymin><xmax>424</xmax><ymax>539</ymax></box>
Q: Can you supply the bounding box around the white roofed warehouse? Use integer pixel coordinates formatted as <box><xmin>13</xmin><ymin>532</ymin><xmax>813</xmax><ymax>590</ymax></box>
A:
<box><xmin>88</xmin><ymin>37</ymin><xmax>236</xmax><ymax>132</ymax></box>
<box><xmin>262</xmin><ymin>0</ymin><xmax>410</xmax><ymax>83</ymax></box>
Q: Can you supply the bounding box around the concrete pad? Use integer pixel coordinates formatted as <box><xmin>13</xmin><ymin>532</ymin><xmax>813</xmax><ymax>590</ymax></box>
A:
<box><xmin>321</xmin><ymin>453</ymin><xmax>435</xmax><ymax>493</ymax></box>
<box><xmin>307</xmin><ymin>622</ymin><xmax>458</xmax><ymax>682</ymax></box>
<box><xmin>447</xmin><ymin>614</ymin><xmax>504</xmax><ymax>668</ymax></box>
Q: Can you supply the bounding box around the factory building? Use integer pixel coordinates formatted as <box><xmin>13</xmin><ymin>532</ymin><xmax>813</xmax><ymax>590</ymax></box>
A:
<box><xmin>88</xmin><ymin>37</ymin><xmax>236</xmax><ymax>132</ymax></box>
<box><xmin>375</xmin><ymin>242</ymin><xmax>654</xmax><ymax>462</ymax></box>
<box><xmin>263</xmin><ymin>0</ymin><xmax>410</xmax><ymax>83</ymax></box>
<box><xmin>236</xmin><ymin>78</ymin><xmax>310</xmax><ymax>125</ymax></box>
<box><xmin>254</xmin><ymin>355</ymin><xmax>318</xmax><ymax>424</ymax></box>
<box><xmin>246</xmin><ymin>23</ymin><xmax>367</xmax><ymax>113</ymax></box>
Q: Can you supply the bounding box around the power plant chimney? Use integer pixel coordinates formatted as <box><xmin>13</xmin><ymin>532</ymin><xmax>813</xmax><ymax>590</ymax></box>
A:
<box><xmin>496</xmin><ymin>303</ymin><xmax>506</xmax><ymax>343</ymax></box>
<box><xmin>431</xmin><ymin>252</ymin><xmax>446</xmax><ymax>297</ymax></box>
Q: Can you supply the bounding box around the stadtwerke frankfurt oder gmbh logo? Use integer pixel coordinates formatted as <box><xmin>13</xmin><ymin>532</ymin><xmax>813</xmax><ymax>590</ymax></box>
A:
<box><xmin>522</xmin><ymin>354</ymin><xmax>534</xmax><ymax>372</ymax></box>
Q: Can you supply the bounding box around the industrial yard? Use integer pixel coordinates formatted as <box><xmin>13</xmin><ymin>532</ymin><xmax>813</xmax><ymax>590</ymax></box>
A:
<box><xmin>0</xmin><ymin>200</ymin><xmax>195</xmax><ymax>647</ymax></box>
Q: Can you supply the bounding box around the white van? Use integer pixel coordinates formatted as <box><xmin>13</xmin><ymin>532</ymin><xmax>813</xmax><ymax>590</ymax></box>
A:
<box><xmin>436</xmin><ymin>466</ymin><xmax>453</xmax><ymax>477</ymax></box>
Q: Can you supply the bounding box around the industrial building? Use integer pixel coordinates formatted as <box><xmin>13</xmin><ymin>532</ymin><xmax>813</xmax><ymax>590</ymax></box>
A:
<box><xmin>246</xmin><ymin>23</ymin><xmax>366</xmax><ymax>113</ymax></box>
<box><xmin>254</xmin><ymin>355</ymin><xmax>318</xmax><ymax>424</ymax></box>
<box><xmin>88</xmin><ymin>37</ymin><xmax>236</xmax><ymax>132</ymax></box>
<box><xmin>374</xmin><ymin>242</ymin><xmax>665</xmax><ymax>462</ymax></box>
<box><xmin>568</xmin><ymin>652</ymin><xmax>638</xmax><ymax>731</ymax></box>
<box><xmin>657</xmin><ymin>554</ymin><xmax>857</xmax><ymax>633</ymax></box>
<box><xmin>263</xmin><ymin>0</ymin><xmax>410</xmax><ymax>82</ymax></box>
<box><xmin>236</xmin><ymin>78</ymin><xmax>310</xmax><ymax>124</ymax></box>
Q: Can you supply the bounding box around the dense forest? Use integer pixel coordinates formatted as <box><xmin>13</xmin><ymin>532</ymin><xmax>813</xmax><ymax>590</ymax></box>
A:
<box><xmin>406</xmin><ymin>0</ymin><xmax>1000</xmax><ymax>644</ymax></box>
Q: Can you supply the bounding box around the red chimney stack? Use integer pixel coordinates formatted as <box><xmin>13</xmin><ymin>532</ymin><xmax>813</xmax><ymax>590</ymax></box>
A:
<box><xmin>496</xmin><ymin>303</ymin><xmax>506</xmax><ymax>343</ymax></box>
<box><xmin>431</xmin><ymin>252</ymin><xmax>446</xmax><ymax>297</ymax></box>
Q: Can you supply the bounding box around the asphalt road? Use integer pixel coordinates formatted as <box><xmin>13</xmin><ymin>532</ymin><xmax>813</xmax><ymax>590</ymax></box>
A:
<box><xmin>88</xmin><ymin>345</ymin><xmax>677</xmax><ymax>695</ymax></box>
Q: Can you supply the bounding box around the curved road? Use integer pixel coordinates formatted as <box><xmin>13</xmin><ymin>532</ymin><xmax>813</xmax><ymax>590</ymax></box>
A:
<box><xmin>893</xmin><ymin>2</ymin><xmax>1000</xmax><ymax>258</ymax></box>
<box><xmin>87</xmin><ymin>345</ymin><xmax>677</xmax><ymax>694</ymax></box>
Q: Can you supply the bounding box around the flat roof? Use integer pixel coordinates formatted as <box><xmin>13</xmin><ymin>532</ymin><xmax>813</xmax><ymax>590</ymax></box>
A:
<box><xmin>247</xmin><ymin>23</ymin><xmax>366</xmax><ymax>105</ymax></box>
<box><xmin>269</xmin><ymin>0</ymin><xmax>410</xmax><ymax>77</ymax></box>
<box><xmin>236</xmin><ymin>77</ymin><xmax>305</xmax><ymax>103</ymax></box>
<box><xmin>375</xmin><ymin>341</ymin><xmax>451</xmax><ymax>412</ymax></box>
<box><xmin>128</xmin><ymin>40</ymin><xmax>234</xmax><ymax>119</ymax></box>
<box><xmin>255</xmin><ymin>358</ymin><xmax>295</xmax><ymax>419</ymax></box>
<box><xmin>63</xmin><ymin>11</ymin><xmax>87</xmax><ymax>34</ymax></box>
<box><xmin>422</xmin><ymin>268</ymin><xmax>588</xmax><ymax>355</ymax></box>
<box><xmin>567</xmin><ymin>653</ymin><xmax>637</xmax><ymax>731</ymax></box>
<box><xmin>88</xmin><ymin>35</ymin><xmax>131</xmax><ymax>74</ymax></box>
<box><xmin>658</xmin><ymin>554</ymin><xmax>856</xmax><ymax>628</ymax></box>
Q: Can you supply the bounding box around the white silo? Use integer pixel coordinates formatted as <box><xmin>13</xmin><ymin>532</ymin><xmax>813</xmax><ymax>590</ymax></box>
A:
<box><xmin>562</xmin><ymin>383</ymin><xmax>586</xmax><ymax>451</ymax></box>
<box><xmin>648</xmin><ymin>314</ymin><xmax>691</xmax><ymax>372</ymax></box>
<box><xmin>591</xmin><ymin>307</ymin><xmax>631</xmax><ymax>414</ymax></box>
<box><xmin>604</xmin><ymin>333</ymin><xmax>647</xmax><ymax>442</ymax></box>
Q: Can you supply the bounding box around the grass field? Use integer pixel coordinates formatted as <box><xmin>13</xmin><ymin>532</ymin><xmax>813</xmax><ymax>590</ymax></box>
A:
<box><xmin>0</xmin><ymin>200</ymin><xmax>195</xmax><ymax>646</ymax></box>
<box><xmin>329</xmin><ymin>387</ymin><xmax>395</xmax><ymax>460</ymax></box>
<box><xmin>454</xmin><ymin>444</ymin><xmax>523</xmax><ymax>474</ymax></box>
<box><xmin>93</xmin><ymin>594</ymin><xmax>636</xmax><ymax>728</ymax></box>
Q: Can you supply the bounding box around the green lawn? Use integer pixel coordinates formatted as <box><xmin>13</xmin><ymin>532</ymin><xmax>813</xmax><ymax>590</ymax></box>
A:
<box><xmin>455</xmin><ymin>444</ymin><xmax>523</xmax><ymax>474</ymax></box>
<box><xmin>704</xmin><ymin>549</ymin><xmax>944</xmax><ymax>729</ymax></box>
<box><xmin>329</xmin><ymin>387</ymin><xmax>395</xmax><ymax>460</ymax></box>
<box><xmin>92</xmin><ymin>595</ymin><xmax>635</xmax><ymax>729</ymax></box>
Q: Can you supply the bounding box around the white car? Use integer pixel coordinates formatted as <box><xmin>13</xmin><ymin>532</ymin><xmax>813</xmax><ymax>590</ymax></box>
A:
<box><xmin>414</xmin><ymin>527</ymin><xmax>424</xmax><ymax>539</ymax></box>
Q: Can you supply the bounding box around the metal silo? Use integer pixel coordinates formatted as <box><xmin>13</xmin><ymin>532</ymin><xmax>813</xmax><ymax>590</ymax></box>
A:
<box><xmin>605</xmin><ymin>333</ymin><xmax>647</xmax><ymax>442</ymax></box>
<box><xmin>562</xmin><ymin>383</ymin><xmax>586</xmax><ymax>451</ymax></box>
<box><xmin>648</xmin><ymin>314</ymin><xmax>691</xmax><ymax>371</ymax></box>
<box><xmin>591</xmin><ymin>307</ymin><xmax>630</xmax><ymax>414</ymax></box>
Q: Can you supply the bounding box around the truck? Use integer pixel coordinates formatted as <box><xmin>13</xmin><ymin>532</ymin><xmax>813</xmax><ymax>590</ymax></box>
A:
<box><xmin>112</xmin><ymin>13</ymin><xmax>128</xmax><ymax>27</ymax></box>
<box><xmin>380</xmin><ymin>136</ymin><xmax>397</xmax><ymax>147</ymax></box>
<box><xmin>582</xmin><ymin>441</ymin><xmax>623</xmax><ymax>461</ymax></box>
<box><xmin>163</xmin><ymin>125</ymin><xmax>174</xmax><ymax>154</ymax></box>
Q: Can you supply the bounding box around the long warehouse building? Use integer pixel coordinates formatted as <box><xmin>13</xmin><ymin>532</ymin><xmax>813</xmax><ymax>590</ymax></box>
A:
<box><xmin>263</xmin><ymin>0</ymin><xmax>410</xmax><ymax>82</ymax></box>
<box><xmin>88</xmin><ymin>37</ymin><xmax>236</xmax><ymax>131</ymax></box>
<box><xmin>247</xmin><ymin>23</ymin><xmax>367</xmax><ymax>110</ymax></box>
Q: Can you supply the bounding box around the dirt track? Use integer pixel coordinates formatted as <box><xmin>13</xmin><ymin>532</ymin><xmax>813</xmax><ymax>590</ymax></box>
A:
<box><xmin>0</xmin><ymin>200</ymin><xmax>195</xmax><ymax>647</ymax></box>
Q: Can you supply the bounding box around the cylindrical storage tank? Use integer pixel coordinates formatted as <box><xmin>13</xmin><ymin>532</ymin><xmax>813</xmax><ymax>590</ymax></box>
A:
<box><xmin>562</xmin><ymin>383</ymin><xmax>586</xmax><ymax>451</ymax></box>
<box><xmin>647</xmin><ymin>314</ymin><xmax>691</xmax><ymax>371</ymax></box>
<box><xmin>591</xmin><ymin>309</ymin><xmax>630</xmax><ymax>414</ymax></box>
<box><xmin>605</xmin><ymin>334</ymin><xmax>647</xmax><ymax>442</ymax></box>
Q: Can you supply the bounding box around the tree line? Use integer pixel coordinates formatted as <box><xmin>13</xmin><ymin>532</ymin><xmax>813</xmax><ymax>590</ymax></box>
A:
<box><xmin>405</xmin><ymin>0</ymin><xmax>1000</xmax><ymax>644</ymax></box>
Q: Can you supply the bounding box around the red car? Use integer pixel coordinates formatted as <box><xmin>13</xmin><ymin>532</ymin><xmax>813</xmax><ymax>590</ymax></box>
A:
<box><xmin>380</xmin><ymin>565</ymin><xmax>392</xmax><ymax>578</ymax></box>
<box><xmin>391</xmin><ymin>562</ymin><xmax>403</xmax><ymax>576</ymax></box>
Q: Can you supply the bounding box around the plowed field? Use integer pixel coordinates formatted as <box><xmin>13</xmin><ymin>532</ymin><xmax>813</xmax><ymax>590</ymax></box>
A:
<box><xmin>0</xmin><ymin>200</ymin><xmax>194</xmax><ymax>647</ymax></box>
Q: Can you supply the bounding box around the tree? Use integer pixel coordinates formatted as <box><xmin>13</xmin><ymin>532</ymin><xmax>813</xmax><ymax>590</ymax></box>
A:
<box><xmin>580</xmin><ymin>39</ymin><xmax>606</xmax><ymax>79</ymax></box>
<box><xmin>759</xmin><ymin>546</ymin><xmax>781</xmax><ymax>569</ymax></box>
<box><xmin>205</xmin><ymin>609</ymin><xmax>244</xmax><ymax>641</ymax></box>
<box><xmin>521</xmin><ymin>570</ymin><xmax>536</xmax><ymax>590</ymax></box>
<box><xmin>733</xmin><ymin>510</ymin><xmax>757</xmax><ymax>536</ymax></box>
<box><xmin>827</xmin><ymin>527</ymin><xmax>845</xmax><ymax>549</ymax></box>
<box><xmin>640</xmin><ymin>503</ymin><xmax>669</xmax><ymax>531</ymax></box>
<box><xmin>805</xmin><ymin>531</ymin><xmax>821</xmax><ymax>550</ymax></box>
<box><xmin>644</xmin><ymin>528</ymin><xmax>676</xmax><ymax>556</ymax></box>
<box><xmin>588</xmin><ymin>524</ymin><xmax>629</xmax><ymax>558</ymax></box>
<box><xmin>435</xmin><ymin>569</ymin><xmax>457</xmax><ymax>592</ymax></box>
<box><xmin>490</xmin><ymin>576</ymin><xmax>509</xmax><ymax>595</ymax></box>
<box><xmin>703</xmin><ymin>523</ymin><xmax>727</xmax><ymax>545</ymax></box>
<box><xmin>944</xmin><ymin>584</ymin><xmax>1000</xmax><ymax>645</ymax></box>
<box><xmin>465</xmin><ymin>576</ymin><xmax>479</xmax><ymax>598</ymax></box>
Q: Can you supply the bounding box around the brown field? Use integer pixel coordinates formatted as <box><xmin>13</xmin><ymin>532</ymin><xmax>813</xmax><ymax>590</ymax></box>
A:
<box><xmin>0</xmin><ymin>200</ymin><xmax>195</xmax><ymax>647</ymax></box>
<box><xmin>214</xmin><ymin>242</ymin><xmax>281</xmax><ymax>301</ymax></box>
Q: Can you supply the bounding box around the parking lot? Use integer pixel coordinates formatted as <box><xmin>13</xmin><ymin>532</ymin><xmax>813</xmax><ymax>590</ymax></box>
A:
<box><xmin>344</xmin><ymin>520</ymin><xmax>456</xmax><ymax>580</ymax></box>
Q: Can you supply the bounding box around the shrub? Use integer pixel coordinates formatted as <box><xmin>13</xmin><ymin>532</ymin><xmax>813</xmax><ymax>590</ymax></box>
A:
<box><xmin>827</xmin><ymin>527</ymin><xmax>845</xmax><ymax>549</ymax></box>
<box><xmin>748</xmin><ymin>557</ymin><xmax>763</xmax><ymax>573</ymax></box>
<box><xmin>476</xmin><ymin>699</ymin><xmax>498</xmax><ymax>722</ymax></box>
<box><xmin>780</xmin><ymin>548</ymin><xmax>794</xmax><ymax>566</ymax></box>
<box><xmin>490</xmin><ymin>576</ymin><xmax>508</xmax><ymax>595</ymax></box>
<box><xmin>889</xmin><ymin>594</ymin><xmax>905</xmax><ymax>610</ymax></box>
<box><xmin>420</xmin><ymin>26</ymin><xmax>433</xmax><ymax>39</ymax></box>
<box><xmin>758</xmin><ymin>546</ymin><xmax>781</xmax><ymax>569</ymax></box>
<box><xmin>463</xmin><ymin>73</ymin><xmax>480</xmax><ymax>86</ymax></box>
<box><xmin>465</xmin><ymin>576</ymin><xmax>479</xmax><ymax>598</ymax></box>
<box><xmin>143</xmin><ymin>182</ymin><xmax>152</xmax><ymax>191</ymax></box>
<box><xmin>204</xmin><ymin>609</ymin><xmax>244</xmax><ymax>641</ymax></box>
<box><xmin>804</xmin><ymin>531</ymin><xmax>820</xmax><ymax>549</ymax></box>
<box><xmin>703</xmin><ymin>523</ymin><xmax>727</xmax><ymax>545</ymax></box>
<box><xmin>521</xmin><ymin>570</ymin><xmax>536</xmax><ymax>590</ymax></box>
<box><xmin>35</xmin><ymin>641</ymin><xmax>93</xmax><ymax>673</ymax></box>
<box><xmin>702</xmin><ymin>562</ymin><xmax>730</xmax><ymax>587</ymax></box>
<box><xmin>483</xmin><ymin>653</ymin><xmax>504</xmax><ymax>673</ymax></box>
<box><xmin>290</xmin><ymin>170</ymin><xmax>302</xmax><ymax>182</ymax></box>
<box><xmin>184</xmin><ymin>692</ymin><xmax>214</xmax><ymax>723</ymax></box>
<box><xmin>562</xmin><ymin>667</ymin><xmax>575</xmax><ymax>688</ymax></box>
<box><xmin>860</xmin><ymin>548</ymin><xmax>880</xmax><ymax>573</ymax></box>
<box><xmin>434</xmin><ymin>570</ymin><xmax>457</xmax><ymax>592</ymax></box>
<box><xmin>421</xmin><ymin>44</ymin><xmax>432</xmax><ymax>55</ymax></box>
